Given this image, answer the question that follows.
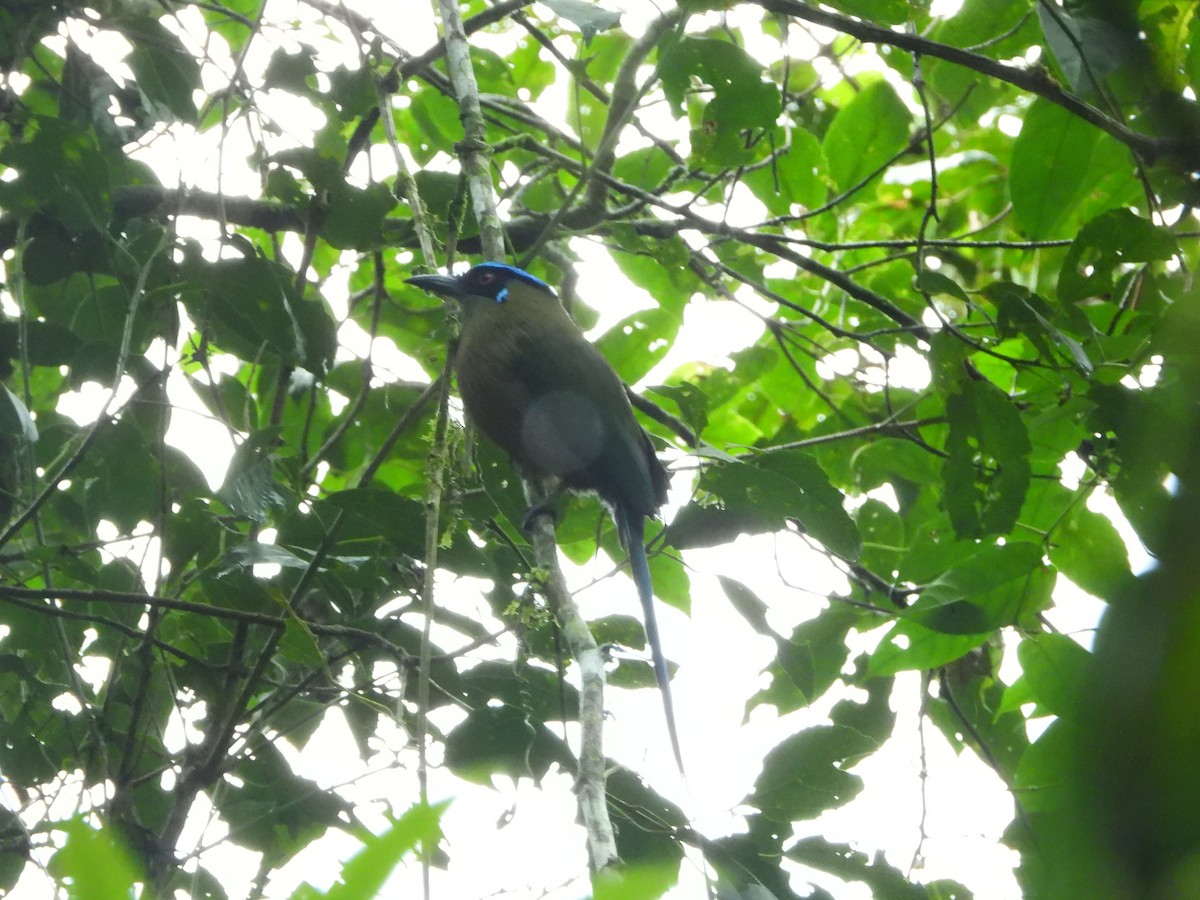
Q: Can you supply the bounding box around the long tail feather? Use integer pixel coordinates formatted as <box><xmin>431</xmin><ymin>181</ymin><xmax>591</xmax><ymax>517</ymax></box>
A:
<box><xmin>619</xmin><ymin>508</ymin><xmax>684</xmax><ymax>773</ymax></box>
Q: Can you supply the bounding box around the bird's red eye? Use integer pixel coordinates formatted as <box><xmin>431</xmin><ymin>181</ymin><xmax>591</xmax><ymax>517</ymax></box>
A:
<box><xmin>478</xmin><ymin>272</ymin><xmax>495</xmax><ymax>285</ymax></box>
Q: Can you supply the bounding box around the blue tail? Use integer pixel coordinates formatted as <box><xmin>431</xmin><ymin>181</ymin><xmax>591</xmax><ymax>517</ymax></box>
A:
<box><xmin>618</xmin><ymin>507</ymin><xmax>684</xmax><ymax>773</ymax></box>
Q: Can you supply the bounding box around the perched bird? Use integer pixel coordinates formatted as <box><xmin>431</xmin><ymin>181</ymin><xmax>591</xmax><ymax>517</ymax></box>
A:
<box><xmin>406</xmin><ymin>262</ymin><xmax>682</xmax><ymax>771</ymax></box>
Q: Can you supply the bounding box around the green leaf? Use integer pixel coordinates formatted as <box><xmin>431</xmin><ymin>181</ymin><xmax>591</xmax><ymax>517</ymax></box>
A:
<box><xmin>443</xmin><ymin>707</ymin><xmax>572</xmax><ymax>784</ymax></box>
<box><xmin>1010</xmin><ymin>99</ymin><xmax>1102</xmax><ymax>238</ymax></box>
<box><xmin>928</xmin><ymin>328</ymin><xmax>971</xmax><ymax>394</ymax></box>
<box><xmin>412</xmin><ymin>170</ymin><xmax>475</xmax><ymax>236</ymax></box>
<box><xmin>189</xmin><ymin>371</ymin><xmax>259</xmax><ymax>432</ymax></box>
<box><xmin>1018</xmin><ymin>633</ymin><xmax>1091</xmax><ymax>717</ymax></box>
<box><xmin>1012</xmin><ymin>717</ymin><xmax>1074</xmax><ymax>814</ymax></box>
<box><xmin>593</xmin><ymin>864</ymin><xmax>679</xmax><ymax>900</ymax></box>
<box><xmin>218</xmin><ymin>432</ymin><xmax>289</xmax><ymax>521</ymax></box>
<box><xmin>643</xmin><ymin>382</ymin><xmax>709</xmax><ymax>438</ymax></box>
<box><xmin>269</xmin><ymin>147</ymin><xmax>343</xmax><ymax>191</ymax></box>
<box><xmin>182</xmin><ymin>247</ymin><xmax>335</xmax><ymax>374</ymax></box>
<box><xmin>916</xmin><ymin>268</ymin><xmax>971</xmax><ymax>304</ymax></box>
<box><xmin>605</xmin><ymin>766</ymin><xmax>687</xmax><ymax>865</ymax></box>
<box><xmin>460</xmin><ymin>660</ymin><xmax>579</xmax><ymax>723</ymax></box>
<box><xmin>1059</xmin><ymin>209</ymin><xmax>1178</xmax><ymax>303</ymax></box>
<box><xmin>787</xmin><ymin>836</ymin><xmax>962</xmax><ymax>899</ymax></box>
<box><xmin>224</xmin><ymin>542</ymin><xmax>308</xmax><ymax>570</ymax></box>
<box><xmin>80</xmin><ymin>420</ymin><xmax>160</xmax><ymax>531</ymax></box>
<box><xmin>986</xmin><ymin>281</ymin><xmax>1093</xmax><ymax>374</ymax></box>
<box><xmin>68</xmin><ymin>283</ymin><xmax>146</xmax><ymax>355</ymax></box>
<box><xmin>0</xmin><ymin>119</ymin><xmax>113</xmax><ymax>230</ymax></box>
<box><xmin>613</xmin><ymin>146</ymin><xmax>675</xmax><ymax>192</ymax></box>
<box><xmin>926</xmin><ymin>0</ymin><xmax>1036</xmax><ymax>116</ymax></box>
<box><xmin>591</xmin><ymin>614</ymin><xmax>647</xmax><ymax>652</ymax></box>
<box><xmin>608</xmin><ymin>238</ymin><xmax>698</xmax><ymax>313</ymax></box>
<box><xmin>467</xmin><ymin>47</ymin><xmax>516</xmax><ymax>97</ymax></box>
<box><xmin>0</xmin><ymin>806</ymin><xmax>27</xmax><ymax>891</ymax></box>
<box><xmin>216</xmin><ymin>743</ymin><xmax>348</xmax><ymax>860</ymax></box>
<box><xmin>263</xmin><ymin>46</ymin><xmax>318</xmax><ymax>94</ymax></box>
<box><xmin>1038</xmin><ymin>4</ymin><xmax>1134</xmax><ymax>95</ymax></box>
<box><xmin>646</xmin><ymin>537</ymin><xmax>690</xmax><ymax>612</ymax></box>
<box><xmin>49</xmin><ymin>818</ymin><xmax>142</xmax><ymax>898</ymax></box>
<box><xmin>744</xmin><ymin>127</ymin><xmax>828</xmax><ymax>213</ymax></box>
<box><xmin>660</xmin><ymin>37</ymin><xmax>776</xmax><ymax>118</ymax></box>
<box><xmin>869</xmin><ymin>619</ymin><xmax>990</xmax><ymax>676</ymax></box>
<box><xmin>908</xmin><ymin>541</ymin><xmax>1049</xmax><ymax>634</ymax></box>
<box><xmin>854</xmin><ymin>497</ymin><xmax>906</xmax><ymax>577</ymax></box>
<box><xmin>941</xmin><ymin>380</ymin><xmax>1032</xmax><ymax>539</ymax></box>
<box><xmin>408</xmin><ymin>89</ymin><xmax>463</xmax><ymax>157</ymax></box>
<box><xmin>830</xmin><ymin>675</ymin><xmax>895</xmax><ymax>744</ymax></box>
<box><xmin>314</xmin><ymin>803</ymin><xmax>446</xmax><ymax>900</ymax></box>
<box><xmin>749</xmin><ymin>723</ymin><xmax>879</xmax><ymax>822</ymax></box>
<box><xmin>201</xmin><ymin>566</ymin><xmax>277</xmax><ymax>614</ymax></box>
<box><xmin>851</xmin><ymin>437</ymin><xmax>942</xmax><ymax>489</ymax></box>
<box><xmin>749</xmin><ymin>604</ymin><xmax>856</xmax><ymax>714</ymax></box>
<box><xmin>1189</xmin><ymin>14</ymin><xmax>1200</xmax><ymax>91</ymax></box>
<box><xmin>0</xmin><ymin>320</ymin><xmax>83</xmax><ymax>366</ymax></box>
<box><xmin>541</xmin><ymin>0</ymin><xmax>621</xmax><ymax>43</ymax></box>
<box><xmin>609</xmin><ymin>657</ymin><xmax>661</xmax><ymax>690</ymax></box>
<box><xmin>759</xmin><ymin>451</ymin><xmax>861</xmax><ymax>558</ymax></box>
<box><xmin>322</xmin><ymin>182</ymin><xmax>397</xmax><ymax>250</ymax></box>
<box><xmin>822</xmin><ymin>80</ymin><xmax>911</xmax><ymax>192</ymax></box>
<box><xmin>123</xmin><ymin>17</ymin><xmax>201</xmax><ymax>124</ymax></box>
<box><xmin>1049</xmin><ymin>503</ymin><xmax>1132</xmax><ymax>599</ymax></box>
<box><xmin>691</xmin><ymin>93</ymin><xmax>774</xmax><ymax>166</ymax></box>
<box><xmin>664</xmin><ymin>501</ymin><xmax>750</xmax><ymax>551</ymax></box>
<box><xmin>184</xmin><ymin>254</ymin><xmax>300</xmax><ymax>361</ymax></box>
<box><xmin>593</xmin><ymin>307</ymin><xmax>681</xmax><ymax>384</ymax></box>
<box><xmin>509</xmin><ymin>35</ymin><xmax>557</xmax><ymax>101</ymax></box>
<box><xmin>321</xmin><ymin>489</ymin><xmax>429</xmax><ymax>554</ymax></box>
<box><xmin>279</xmin><ymin>617</ymin><xmax>324</xmax><ymax>666</ymax></box>
<box><xmin>658</xmin><ymin>37</ymin><xmax>780</xmax><ymax>166</ymax></box>
<box><xmin>932</xmin><ymin>0</ymin><xmax>1037</xmax><ymax>53</ymax></box>
<box><xmin>0</xmin><ymin>386</ymin><xmax>37</xmax><ymax>444</ymax></box>
<box><xmin>22</xmin><ymin>228</ymin><xmax>76</xmax><ymax>285</ymax></box>
<box><xmin>718</xmin><ymin>576</ymin><xmax>773</xmax><ymax>635</ymax></box>
<box><xmin>327</xmin><ymin>65</ymin><xmax>377</xmax><ymax>119</ymax></box>
<box><xmin>681</xmin><ymin>451</ymin><xmax>860</xmax><ymax>560</ymax></box>
<box><xmin>820</xmin><ymin>0</ymin><xmax>913</xmax><ymax>26</ymax></box>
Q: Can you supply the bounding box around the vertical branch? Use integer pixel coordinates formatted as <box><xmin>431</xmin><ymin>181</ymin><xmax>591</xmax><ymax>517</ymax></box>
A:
<box><xmin>578</xmin><ymin>9</ymin><xmax>684</xmax><ymax>217</ymax></box>
<box><xmin>377</xmin><ymin>68</ymin><xmax>453</xmax><ymax>885</ymax></box>
<box><xmin>524</xmin><ymin>485</ymin><xmax>621</xmax><ymax>871</ymax></box>
<box><xmin>377</xmin><ymin>76</ymin><xmax>440</xmax><ymax>267</ymax></box>
<box><xmin>519</xmin><ymin>9</ymin><xmax>685</xmax><ymax>266</ymax></box>
<box><xmin>435</xmin><ymin>0</ymin><xmax>506</xmax><ymax>261</ymax></box>
<box><xmin>415</xmin><ymin>351</ymin><xmax>453</xmax><ymax>900</ymax></box>
<box><xmin>433</xmin><ymin>0</ymin><xmax>620</xmax><ymax>873</ymax></box>
<box><xmin>910</xmin><ymin>48</ymin><xmax>941</xmax><ymax>267</ymax></box>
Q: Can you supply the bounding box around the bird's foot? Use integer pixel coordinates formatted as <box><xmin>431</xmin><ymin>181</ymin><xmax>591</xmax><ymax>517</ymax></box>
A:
<box><xmin>521</xmin><ymin>499</ymin><xmax>559</xmax><ymax>532</ymax></box>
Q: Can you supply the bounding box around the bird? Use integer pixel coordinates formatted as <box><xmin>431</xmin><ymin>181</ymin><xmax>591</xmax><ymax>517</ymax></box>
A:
<box><xmin>405</xmin><ymin>261</ymin><xmax>683</xmax><ymax>772</ymax></box>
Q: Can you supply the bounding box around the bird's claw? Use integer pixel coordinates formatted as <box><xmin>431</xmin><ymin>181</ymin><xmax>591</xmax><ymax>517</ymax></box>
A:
<box><xmin>521</xmin><ymin>501</ymin><xmax>558</xmax><ymax>532</ymax></box>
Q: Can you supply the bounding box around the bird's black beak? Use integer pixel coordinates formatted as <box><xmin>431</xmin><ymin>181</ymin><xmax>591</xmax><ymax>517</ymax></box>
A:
<box><xmin>405</xmin><ymin>273</ymin><xmax>463</xmax><ymax>300</ymax></box>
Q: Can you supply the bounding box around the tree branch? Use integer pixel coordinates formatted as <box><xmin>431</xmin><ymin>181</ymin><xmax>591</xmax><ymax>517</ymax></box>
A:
<box><xmin>433</xmin><ymin>0</ymin><xmax>620</xmax><ymax>873</ymax></box>
<box><xmin>754</xmin><ymin>0</ymin><xmax>1198</xmax><ymax>166</ymax></box>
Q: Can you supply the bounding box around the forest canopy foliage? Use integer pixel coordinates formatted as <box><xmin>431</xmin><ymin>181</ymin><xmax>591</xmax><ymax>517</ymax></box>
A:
<box><xmin>0</xmin><ymin>0</ymin><xmax>1198</xmax><ymax>898</ymax></box>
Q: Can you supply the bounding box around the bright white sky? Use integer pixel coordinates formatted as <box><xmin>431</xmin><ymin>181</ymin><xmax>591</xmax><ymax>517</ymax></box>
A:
<box><xmin>11</xmin><ymin>1</ymin><xmax>1141</xmax><ymax>897</ymax></box>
